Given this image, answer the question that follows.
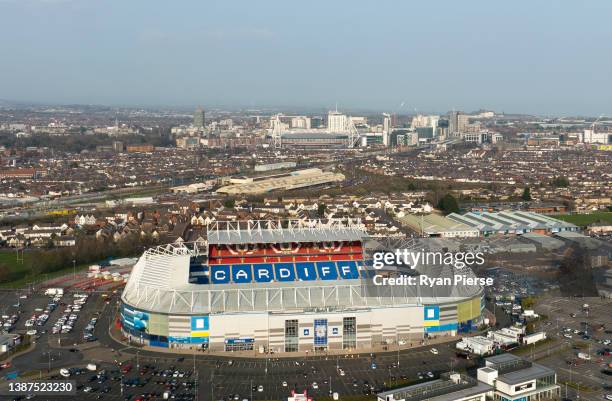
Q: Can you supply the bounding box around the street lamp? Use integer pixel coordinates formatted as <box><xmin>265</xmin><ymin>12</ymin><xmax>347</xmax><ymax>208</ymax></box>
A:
<box><xmin>72</xmin><ymin>259</ymin><xmax>76</xmax><ymax>280</ymax></box>
<box><xmin>396</xmin><ymin>330</ymin><xmax>400</xmax><ymax>368</ymax></box>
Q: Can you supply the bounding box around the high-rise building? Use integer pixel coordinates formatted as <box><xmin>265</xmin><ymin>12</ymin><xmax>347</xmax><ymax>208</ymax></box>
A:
<box><xmin>411</xmin><ymin>115</ymin><xmax>440</xmax><ymax>137</ymax></box>
<box><xmin>193</xmin><ymin>106</ymin><xmax>205</xmax><ymax>128</ymax></box>
<box><xmin>112</xmin><ymin>141</ymin><xmax>124</xmax><ymax>152</ymax></box>
<box><xmin>382</xmin><ymin>113</ymin><xmax>391</xmax><ymax>146</ymax></box>
<box><xmin>448</xmin><ymin>111</ymin><xmax>459</xmax><ymax>135</ymax></box>
<box><xmin>311</xmin><ymin>116</ymin><xmax>324</xmax><ymax>128</ymax></box>
<box><xmin>291</xmin><ymin>116</ymin><xmax>311</xmax><ymax>129</ymax></box>
<box><xmin>458</xmin><ymin>114</ymin><xmax>471</xmax><ymax>133</ymax></box>
<box><xmin>327</xmin><ymin>111</ymin><xmax>348</xmax><ymax>133</ymax></box>
<box><xmin>391</xmin><ymin>113</ymin><xmax>398</xmax><ymax>128</ymax></box>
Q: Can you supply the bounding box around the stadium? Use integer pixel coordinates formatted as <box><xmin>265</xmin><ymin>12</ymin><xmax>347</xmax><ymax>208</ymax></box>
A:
<box><xmin>120</xmin><ymin>219</ymin><xmax>484</xmax><ymax>353</ymax></box>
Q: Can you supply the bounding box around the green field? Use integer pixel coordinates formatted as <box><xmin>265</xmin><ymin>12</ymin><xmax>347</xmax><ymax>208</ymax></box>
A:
<box><xmin>0</xmin><ymin>250</ymin><xmax>92</xmax><ymax>289</ymax></box>
<box><xmin>0</xmin><ymin>250</ymin><xmax>33</xmax><ymax>283</ymax></box>
<box><xmin>552</xmin><ymin>211</ymin><xmax>612</xmax><ymax>226</ymax></box>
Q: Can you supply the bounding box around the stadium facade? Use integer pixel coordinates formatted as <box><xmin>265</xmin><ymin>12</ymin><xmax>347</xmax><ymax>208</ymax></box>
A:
<box><xmin>120</xmin><ymin>220</ymin><xmax>484</xmax><ymax>353</ymax></box>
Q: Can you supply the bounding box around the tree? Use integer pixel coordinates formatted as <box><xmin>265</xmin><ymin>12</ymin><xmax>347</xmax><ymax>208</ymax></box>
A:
<box><xmin>437</xmin><ymin>193</ymin><xmax>459</xmax><ymax>215</ymax></box>
<box><xmin>317</xmin><ymin>203</ymin><xmax>327</xmax><ymax>217</ymax></box>
<box><xmin>552</xmin><ymin>176</ymin><xmax>570</xmax><ymax>188</ymax></box>
<box><xmin>223</xmin><ymin>198</ymin><xmax>235</xmax><ymax>208</ymax></box>
<box><xmin>526</xmin><ymin>322</ymin><xmax>536</xmax><ymax>334</ymax></box>
<box><xmin>521</xmin><ymin>296</ymin><xmax>536</xmax><ymax>309</ymax></box>
<box><xmin>521</xmin><ymin>186</ymin><xmax>532</xmax><ymax>201</ymax></box>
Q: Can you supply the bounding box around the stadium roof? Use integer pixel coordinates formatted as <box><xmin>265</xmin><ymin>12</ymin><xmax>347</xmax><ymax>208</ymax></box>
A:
<box><xmin>216</xmin><ymin>168</ymin><xmax>344</xmax><ymax>195</ymax></box>
<box><xmin>121</xmin><ymin>241</ymin><xmax>482</xmax><ymax>314</ymax></box>
<box><xmin>207</xmin><ymin>219</ymin><xmax>366</xmax><ymax>245</ymax></box>
<box><xmin>208</xmin><ymin>226</ymin><xmax>364</xmax><ymax>245</ymax></box>
<box><xmin>282</xmin><ymin>132</ymin><xmax>348</xmax><ymax>139</ymax></box>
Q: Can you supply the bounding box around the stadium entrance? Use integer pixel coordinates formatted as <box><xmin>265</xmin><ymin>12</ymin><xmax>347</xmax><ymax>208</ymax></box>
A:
<box><xmin>225</xmin><ymin>338</ymin><xmax>254</xmax><ymax>352</ymax></box>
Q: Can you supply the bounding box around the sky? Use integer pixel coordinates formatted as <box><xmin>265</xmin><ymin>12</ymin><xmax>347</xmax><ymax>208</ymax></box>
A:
<box><xmin>0</xmin><ymin>0</ymin><xmax>611</xmax><ymax>116</ymax></box>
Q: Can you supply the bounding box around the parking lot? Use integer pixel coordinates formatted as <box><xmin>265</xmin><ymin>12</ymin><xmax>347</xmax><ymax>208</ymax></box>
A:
<box><xmin>0</xmin><ymin>289</ymin><xmax>110</xmax><ymax>347</ymax></box>
<box><xmin>2</xmin><ymin>340</ymin><xmax>468</xmax><ymax>401</ymax></box>
<box><xmin>0</xmin><ymin>288</ymin><xmax>477</xmax><ymax>401</ymax></box>
<box><xmin>2</xmin><ymin>288</ymin><xmax>610</xmax><ymax>401</ymax></box>
<box><xmin>534</xmin><ymin>297</ymin><xmax>612</xmax><ymax>401</ymax></box>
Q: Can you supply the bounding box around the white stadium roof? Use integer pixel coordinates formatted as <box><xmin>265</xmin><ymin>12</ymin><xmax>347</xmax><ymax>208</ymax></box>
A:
<box><xmin>207</xmin><ymin>219</ymin><xmax>366</xmax><ymax>245</ymax></box>
<box><xmin>121</xmin><ymin>242</ymin><xmax>483</xmax><ymax>315</ymax></box>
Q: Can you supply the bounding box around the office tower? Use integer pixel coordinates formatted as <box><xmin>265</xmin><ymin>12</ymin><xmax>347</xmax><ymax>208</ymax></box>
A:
<box><xmin>448</xmin><ymin>111</ymin><xmax>459</xmax><ymax>135</ymax></box>
<box><xmin>327</xmin><ymin>111</ymin><xmax>348</xmax><ymax>132</ymax></box>
<box><xmin>291</xmin><ymin>116</ymin><xmax>311</xmax><ymax>129</ymax></box>
<box><xmin>311</xmin><ymin>116</ymin><xmax>324</xmax><ymax>128</ymax></box>
<box><xmin>383</xmin><ymin>113</ymin><xmax>391</xmax><ymax>146</ymax></box>
<box><xmin>391</xmin><ymin>113</ymin><xmax>398</xmax><ymax>128</ymax></box>
<box><xmin>112</xmin><ymin>141</ymin><xmax>124</xmax><ymax>152</ymax></box>
<box><xmin>193</xmin><ymin>106</ymin><xmax>205</xmax><ymax>128</ymax></box>
<box><xmin>458</xmin><ymin>114</ymin><xmax>470</xmax><ymax>133</ymax></box>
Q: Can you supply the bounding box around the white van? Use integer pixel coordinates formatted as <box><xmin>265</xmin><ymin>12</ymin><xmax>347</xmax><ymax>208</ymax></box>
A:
<box><xmin>577</xmin><ymin>352</ymin><xmax>591</xmax><ymax>360</ymax></box>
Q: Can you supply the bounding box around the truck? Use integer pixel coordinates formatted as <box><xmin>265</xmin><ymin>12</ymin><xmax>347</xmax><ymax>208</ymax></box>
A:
<box><xmin>522</xmin><ymin>332</ymin><xmax>546</xmax><ymax>345</ymax></box>
<box><xmin>44</xmin><ymin>288</ymin><xmax>64</xmax><ymax>296</ymax></box>
<box><xmin>577</xmin><ymin>352</ymin><xmax>591</xmax><ymax>360</ymax></box>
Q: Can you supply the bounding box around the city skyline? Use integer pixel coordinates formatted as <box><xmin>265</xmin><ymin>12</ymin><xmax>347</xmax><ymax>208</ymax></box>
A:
<box><xmin>1</xmin><ymin>0</ymin><xmax>611</xmax><ymax>115</ymax></box>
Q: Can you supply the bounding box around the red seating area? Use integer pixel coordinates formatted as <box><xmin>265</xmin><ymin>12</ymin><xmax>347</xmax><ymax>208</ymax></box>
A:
<box><xmin>208</xmin><ymin>241</ymin><xmax>363</xmax><ymax>265</ymax></box>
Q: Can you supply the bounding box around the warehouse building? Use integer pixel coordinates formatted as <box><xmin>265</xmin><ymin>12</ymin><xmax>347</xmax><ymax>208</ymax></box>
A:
<box><xmin>447</xmin><ymin>211</ymin><xmax>578</xmax><ymax>236</ymax></box>
<box><xmin>397</xmin><ymin>214</ymin><xmax>480</xmax><ymax>238</ymax></box>
<box><xmin>520</xmin><ymin>233</ymin><xmax>565</xmax><ymax>251</ymax></box>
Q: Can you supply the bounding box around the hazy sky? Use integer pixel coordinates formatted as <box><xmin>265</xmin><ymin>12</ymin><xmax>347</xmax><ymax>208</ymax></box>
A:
<box><xmin>1</xmin><ymin>0</ymin><xmax>611</xmax><ymax>115</ymax></box>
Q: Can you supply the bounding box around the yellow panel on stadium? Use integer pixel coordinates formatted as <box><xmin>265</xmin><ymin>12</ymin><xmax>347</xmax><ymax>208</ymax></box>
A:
<box><xmin>457</xmin><ymin>297</ymin><xmax>481</xmax><ymax>322</ymax></box>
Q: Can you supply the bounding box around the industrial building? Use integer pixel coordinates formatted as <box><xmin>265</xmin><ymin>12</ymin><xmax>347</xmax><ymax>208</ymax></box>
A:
<box><xmin>447</xmin><ymin>211</ymin><xmax>578</xmax><ymax>236</ymax></box>
<box><xmin>120</xmin><ymin>219</ymin><xmax>484</xmax><ymax>353</ymax></box>
<box><xmin>554</xmin><ymin>231</ymin><xmax>611</xmax><ymax>267</ymax></box>
<box><xmin>216</xmin><ymin>168</ymin><xmax>344</xmax><ymax>195</ymax></box>
<box><xmin>378</xmin><ymin>354</ymin><xmax>559</xmax><ymax>401</ymax></box>
<box><xmin>398</xmin><ymin>214</ymin><xmax>480</xmax><ymax>238</ymax></box>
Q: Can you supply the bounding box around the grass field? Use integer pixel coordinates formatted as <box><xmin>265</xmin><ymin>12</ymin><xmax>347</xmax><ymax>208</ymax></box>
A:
<box><xmin>552</xmin><ymin>211</ymin><xmax>612</xmax><ymax>226</ymax></box>
<box><xmin>0</xmin><ymin>250</ymin><xmax>33</xmax><ymax>282</ymax></box>
<box><xmin>0</xmin><ymin>250</ymin><xmax>93</xmax><ymax>289</ymax></box>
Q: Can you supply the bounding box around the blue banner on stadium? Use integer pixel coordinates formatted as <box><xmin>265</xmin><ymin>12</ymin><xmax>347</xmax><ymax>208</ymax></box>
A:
<box><xmin>209</xmin><ymin>261</ymin><xmax>363</xmax><ymax>284</ymax></box>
